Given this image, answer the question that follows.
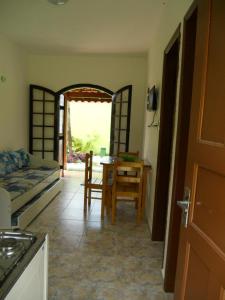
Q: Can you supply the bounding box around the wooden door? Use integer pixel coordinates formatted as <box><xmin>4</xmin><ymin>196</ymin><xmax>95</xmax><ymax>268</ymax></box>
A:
<box><xmin>29</xmin><ymin>85</ymin><xmax>57</xmax><ymax>161</ymax></box>
<box><xmin>110</xmin><ymin>85</ymin><xmax>132</xmax><ymax>155</ymax></box>
<box><xmin>174</xmin><ymin>1</ymin><xmax>225</xmax><ymax>299</ymax></box>
<box><xmin>164</xmin><ymin>5</ymin><xmax>197</xmax><ymax>292</ymax></box>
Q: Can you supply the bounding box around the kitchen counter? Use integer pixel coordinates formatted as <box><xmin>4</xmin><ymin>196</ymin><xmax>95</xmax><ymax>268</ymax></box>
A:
<box><xmin>0</xmin><ymin>232</ymin><xmax>47</xmax><ymax>300</ymax></box>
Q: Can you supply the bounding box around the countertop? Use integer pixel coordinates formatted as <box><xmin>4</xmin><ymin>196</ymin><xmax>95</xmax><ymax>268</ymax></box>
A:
<box><xmin>0</xmin><ymin>232</ymin><xmax>47</xmax><ymax>300</ymax></box>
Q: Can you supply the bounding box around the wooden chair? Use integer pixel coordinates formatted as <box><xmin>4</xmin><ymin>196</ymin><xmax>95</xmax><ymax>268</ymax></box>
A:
<box><xmin>83</xmin><ymin>151</ymin><xmax>103</xmax><ymax>211</ymax></box>
<box><xmin>111</xmin><ymin>160</ymin><xmax>144</xmax><ymax>224</ymax></box>
<box><xmin>83</xmin><ymin>151</ymin><xmax>112</xmax><ymax>218</ymax></box>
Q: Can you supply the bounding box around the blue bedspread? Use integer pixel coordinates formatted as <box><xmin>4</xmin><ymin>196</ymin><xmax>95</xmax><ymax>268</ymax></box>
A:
<box><xmin>0</xmin><ymin>167</ymin><xmax>57</xmax><ymax>201</ymax></box>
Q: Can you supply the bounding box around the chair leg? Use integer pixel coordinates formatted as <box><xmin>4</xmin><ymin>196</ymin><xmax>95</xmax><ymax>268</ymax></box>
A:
<box><xmin>136</xmin><ymin>198</ymin><xmax>142</xmax><ymax>224</ymax></box>
<box><xmin>101</xmin><ymin>190</ymin><xmax>104</xmax><ymax>219</ymax></box>
<box><xmin>135</xmin><ymin>199</ymin><xmax>138</xmax><ymax>209</ymax></box>
<box><xmin>111</xmin><ymin>197</ymin><xmax>116</xmax><ymax>224</ymax></box>
<box><xmin>88</xmin><ymin>188</ymin><xmax>91</xmax><ymax>206</ymax></box>
<box><xmin>106</xmin><ymin>189</ymin><xmax>112</xmax><ymax>216</ymax></box>
<box><xmin>84</xmin><ymin>186</ymin><xmax>87</xmax><ymax>211</ymax></box>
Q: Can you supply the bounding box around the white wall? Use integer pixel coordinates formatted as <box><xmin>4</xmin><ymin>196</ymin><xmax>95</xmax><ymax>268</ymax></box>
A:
<box><xmin>27</xmin><ymin>54</ymin><xmax>147</xmax><ymax>154</ymax></box>
<box><xmin>142</xmin><ymin>0</ymin><xmax>193</xmax><ymax>272</ymax></box>
<box><xmin>0</xmin><ymin>34</ymin><xmax>28</xmax><ymax>151</ymax></box>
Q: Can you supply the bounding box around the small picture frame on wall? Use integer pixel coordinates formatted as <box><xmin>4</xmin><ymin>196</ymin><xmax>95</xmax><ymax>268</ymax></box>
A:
<box><xmin>147</xmin><ymin>86</ymin><xmax>157</xmax><ymax>111</ymax></box>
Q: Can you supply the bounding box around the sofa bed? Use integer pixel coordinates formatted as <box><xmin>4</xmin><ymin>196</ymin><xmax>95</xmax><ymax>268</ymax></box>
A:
<box><xmin>0</xmin><ymin>149</ymin><xmax>62</xmax><ymax>229</ymax></box>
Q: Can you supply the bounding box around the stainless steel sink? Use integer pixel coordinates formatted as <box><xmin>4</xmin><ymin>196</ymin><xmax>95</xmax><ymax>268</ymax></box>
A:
<box><xmin>0</xmin><ymin>230</ymin><xmax>36</xmax><ymax>285</ymax></box>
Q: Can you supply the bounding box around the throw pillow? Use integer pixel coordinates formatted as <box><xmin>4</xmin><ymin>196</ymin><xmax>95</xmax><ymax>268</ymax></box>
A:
<box><xmin>0</xmin><ymin>152</ymin><xmax>17</xmax><ymax>175</ymax></box>
<box><xmin>8</xmin><ymin>151</ymin><xmax>23</xmax><ymax>169</ymax></box>
<box><xmin>16</xmin><ymin>149</ymin><xmax>30</xmax><ymax>167</ymax></box>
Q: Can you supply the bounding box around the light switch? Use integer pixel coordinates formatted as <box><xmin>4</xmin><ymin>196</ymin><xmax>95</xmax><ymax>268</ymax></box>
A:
<box><xmin>0</xmin><ymin>75</ymin><xmax>6</xmax><ymax>82</ymax></box>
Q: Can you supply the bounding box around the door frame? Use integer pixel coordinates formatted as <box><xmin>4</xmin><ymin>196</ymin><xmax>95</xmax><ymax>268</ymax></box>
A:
<box><xmin>151</xmin><ymin>26</ymin><xmax>181</xmax><ymax>241</ymax></box>
<box><xmin>57</xmin><ymin>83</ymin><xmax>114</xmax><ymax>97</ymax></box>
<box><xmin>163</xmin><ymin>2</ymin><xmax>198</xmax><ymax>292</ymax></box>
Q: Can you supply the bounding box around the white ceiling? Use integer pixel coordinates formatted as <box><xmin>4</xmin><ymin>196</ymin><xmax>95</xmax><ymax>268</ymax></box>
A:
<box><xmin>0</xmin><ymin>0</ymin><xmax>166</xmax><ymax>55</ymax></box>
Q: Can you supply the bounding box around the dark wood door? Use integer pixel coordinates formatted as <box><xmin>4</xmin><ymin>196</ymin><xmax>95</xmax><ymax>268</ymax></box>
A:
<box><xmin>110</xmin><ymin>85</ymin><xmax>132</xmax><ymax>155</ymax></box>
<box><xmin>29</xmin><ymin>85</ymin><xmax>57</xmax><ymax>161</ymax></box>
<box><xmin>175</xmin><ymin>1</ymin><xmax>225</xmax><ymax>298</ymax></box>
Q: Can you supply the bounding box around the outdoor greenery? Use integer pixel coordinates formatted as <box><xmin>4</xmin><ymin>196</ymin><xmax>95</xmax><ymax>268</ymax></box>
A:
<box><xmin>67</xmin><ymin>133</ymin><xmax>107</xmax><ymax>163</ymax></box>
<box><xmin>71</xmin><ymin>134</ymin><xmax>101</xmax><ymax>154</ymax></box>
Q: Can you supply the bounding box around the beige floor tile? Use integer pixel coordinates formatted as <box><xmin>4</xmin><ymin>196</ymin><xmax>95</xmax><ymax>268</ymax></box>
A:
<box><xmin>27</xmin><ymin>170</ymin><xmax>173</xmax><ymax>300</ymax></box>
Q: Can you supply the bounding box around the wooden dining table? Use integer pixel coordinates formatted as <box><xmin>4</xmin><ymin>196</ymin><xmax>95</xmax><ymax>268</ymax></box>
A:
<box><xmin>100</xmin><ymin>156</ymin><xmax>152</xmax><ymax>218</ymax></box>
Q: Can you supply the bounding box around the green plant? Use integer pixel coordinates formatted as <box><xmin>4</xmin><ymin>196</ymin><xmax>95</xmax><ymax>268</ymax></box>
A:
<box><xmin>71</xmin><ymin>137</ymin><xmax>84</xmax><ymax>152</ymax></box>
<box><xmin>69</xmin><ymin>134</ymin><xmax>102</xmax><ymax>155</ymax></box>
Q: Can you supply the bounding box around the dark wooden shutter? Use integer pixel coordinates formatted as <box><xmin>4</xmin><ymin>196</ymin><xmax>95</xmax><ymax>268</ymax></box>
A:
<box><xmin>57</xmin><ymin>93</ymin><xmax>66</xmax><ymax>169</ymax></box>
<box><xmin>29</xmin><ymin>85</ymin><xmax>57</xmax><ymax>161</ymax></box>
<box><xmin>110</xmin><ymin>85</ymin><xmax>132</xmax><ymax>155</ymax></box>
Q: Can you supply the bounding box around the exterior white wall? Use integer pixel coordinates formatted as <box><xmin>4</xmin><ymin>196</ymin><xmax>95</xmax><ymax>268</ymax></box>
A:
<box><xmin>27</xmin><ymin>54</ymin><xmax>147</xmax><ymax>154</ymax></box>
<box><xmin>142</xmin><ymin>0</ymin><xmax>193</xmax><ymax>273</ymax></box>
<box><xmin>0</xmin><ymin>34</ymin><xmax>28</xmax><ymax>150</ymax></box>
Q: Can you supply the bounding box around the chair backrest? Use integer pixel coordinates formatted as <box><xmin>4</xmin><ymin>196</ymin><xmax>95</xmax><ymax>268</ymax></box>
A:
<box><xmin>84</xmin><ymin>150</ymin><xmax>93</xmax><ymax>183</ymax></box>
<box><xmin>112</xmin><ymin>160</ymin><xmax>144</xmax><ymax>196</ymax></box>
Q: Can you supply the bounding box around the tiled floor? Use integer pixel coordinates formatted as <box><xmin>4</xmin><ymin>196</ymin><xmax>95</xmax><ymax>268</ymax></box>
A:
<box><xmin>27</xmin><ymin>171</ymin><xmax>174</xmax><ymax>300</ymax></box>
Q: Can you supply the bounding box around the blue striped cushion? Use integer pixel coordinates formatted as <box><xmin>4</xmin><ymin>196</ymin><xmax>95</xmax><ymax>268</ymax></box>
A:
<box><xmin>0</xmin><ymin>152</ymin><xmax>17</xmax><ymax>176</ymax></box>
<box><xmin>8</xmin><ymin>151</ymin><xmax>23</xmax><ymax>169</ymax></box>
<box><xmin>16</xmin><ymin>149</ymin><xmax>30</xmax><ymax>167</ymax></box>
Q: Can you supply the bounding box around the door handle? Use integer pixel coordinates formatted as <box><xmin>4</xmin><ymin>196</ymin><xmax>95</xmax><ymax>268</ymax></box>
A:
<box><xmin>177</xmin><ymin>187</ymin><xmax>191</xmax><ymax>228</ymax></box>
<box><xmin>177</xmin><ymin>200</ymin><xmax>189</xmax><ymax>211</ymax></box>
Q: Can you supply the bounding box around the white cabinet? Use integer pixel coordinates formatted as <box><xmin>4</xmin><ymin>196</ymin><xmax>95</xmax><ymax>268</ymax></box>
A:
<box><xmin>6</xmin><ymin>236</ymin><xmax>48</xmax><ymax>300</ymax></box>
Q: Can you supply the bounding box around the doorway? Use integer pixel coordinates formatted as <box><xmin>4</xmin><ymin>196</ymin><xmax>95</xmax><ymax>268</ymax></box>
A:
<box><xmin>62</xmin><ymin>87</ymin><xmax>112</xmax><ymax>171</ymax></box>
<box><xmin>151</xmin><ymin>26</ymin><xmax>181</xmax><ymax>242</ymax></box>
<box><xmin>29</xmin><ymin>83</ymin><xmax>133</xmax><ymax>170</ymax></box>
